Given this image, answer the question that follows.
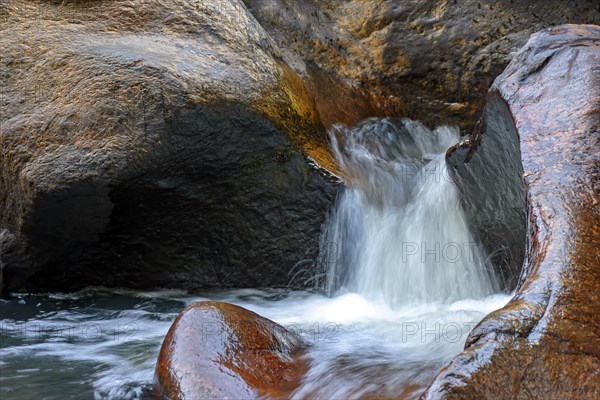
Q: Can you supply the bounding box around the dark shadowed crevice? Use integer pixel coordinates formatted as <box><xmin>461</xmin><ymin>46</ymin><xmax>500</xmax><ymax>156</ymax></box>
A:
<box><xmin>446</xmin><ymin>90</ymin><xmax>526</xmax><ymax>292</ymax></box>
<box><xmin>20</xmin><ymin>102</ymin><xmax>336</xmax><ymax>293</ymax></box>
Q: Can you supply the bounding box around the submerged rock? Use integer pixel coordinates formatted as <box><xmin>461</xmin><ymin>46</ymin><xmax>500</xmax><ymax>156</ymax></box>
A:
<box><xmin>154</xmin><ymin>301</ymin><xmax>305</xmax><ymax>399</ymax></box>
<box><xmin>424</xmin><ymin>24</ymin><xmax>600</xmax><ymax>399</ymax></box>
<box><xmin>0</xmin><ymin>0</ymin><xmax>337</xmax><ymax>294</ymax></box>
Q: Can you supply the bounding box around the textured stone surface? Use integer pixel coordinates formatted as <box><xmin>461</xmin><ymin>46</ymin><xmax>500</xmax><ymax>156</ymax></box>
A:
<box><xmin>446</xmin><ymin>90</ymin><xmax>526</xmax><ymax>290</ymax></box>
<box><xmin>424</xmin><ymin>24</ymin><xmax>600</xmax><ymax>399</ymax></box>
<box><xmin>2</xmin><ymin>0</ymin><xmax>600</xmax><ymax>295</ymax></box>
<box><xmin>0</xmin><ymin>0</ymin><xmax>337</xmax><ymax>294</ymax></box>
<box><xmin>154</xmin><ymin>301</ymin><xmax>305</xmax><ymax>400</ymax></box>
<box><xmin>244</xmin><ymin>0</ymin><xmax>600</xmax><ymax>130</ymax></box>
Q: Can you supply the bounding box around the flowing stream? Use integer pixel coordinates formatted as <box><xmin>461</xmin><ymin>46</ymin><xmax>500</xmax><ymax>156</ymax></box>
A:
<box><xmin>321</xmin><ymin>118</ymin><xmax>500</xmax><ymax>304</ymax></box>
<box><xmin>0</xmin><ymin>118</ymin><xmax>510</xmax><ymax>399</ymax></box>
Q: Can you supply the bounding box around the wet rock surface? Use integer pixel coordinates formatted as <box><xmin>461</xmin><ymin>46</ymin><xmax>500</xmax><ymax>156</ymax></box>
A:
<box><xmin>0</xmin><ymin>0</ymin><xmax>337</xmax><ymax>294</ymax></box>
<box><xmin>446</xmin><ymin>87</ymin><xmax>526</xmax><ymax>290</ymax></box>
<box><xmin>154</xmin><ymin>301</ymin><xmax>305</xmax><ymax>400</ymax></box>
<box><xmin>424</xmin><ymin>24</ymin><xmax>600</xmax><ymax>399</ymax></box>
<box><xmin>2</xmin><ymin>0</ymin><xmax>600</xmax><ymax>294</ymax></box>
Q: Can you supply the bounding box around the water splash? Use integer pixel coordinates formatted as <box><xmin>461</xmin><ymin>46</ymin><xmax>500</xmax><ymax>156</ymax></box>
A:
<box><xmin>320</xmin><ymin>118</ymin><xmax>499</xmax><ymax>305</ymax></box>
<box><xmin>0</xmin><ymin>119</ymin><xmax>507</xmax><ymax>400</ymax></box>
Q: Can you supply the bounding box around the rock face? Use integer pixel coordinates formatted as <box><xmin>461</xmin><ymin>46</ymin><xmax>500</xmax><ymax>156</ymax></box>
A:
<box><xmin>0</xmin><ymin>0</ymin><xmax>337</xmax><ymax>294</ymax></box>
<box><xmin>445</xmin><ymin>87</ymin><xmax>526</xmax><ymax>291</ymax></box>
<box><xmin>154</xmin><ymin>301</ymin><xmax>305</xmax><ymax>399</ymax></box>
<box><xmin>244</xmin><ymin>0</ymin><xmax>600</xmax><ymax>130</ymax></box>
<box><xmin>424</xmin><ymin>25</ymin><xmax>600</xmax><ymax>399</ymax></box>
<box><xmin>2</xmin><ymin>0</ymin><xmax>600</xmax><ymax>294</ymax></box>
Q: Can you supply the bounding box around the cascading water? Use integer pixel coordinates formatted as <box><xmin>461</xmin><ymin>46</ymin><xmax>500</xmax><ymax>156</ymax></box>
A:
<box><xmin>321</xmin><ymin>118</ymin><xmax>499</xmax><ymax>305</ymax></box>
<box><xmin>0</xmin><ymin>118</ymin><xmax>510</xmax><ymax>400</ymax></box>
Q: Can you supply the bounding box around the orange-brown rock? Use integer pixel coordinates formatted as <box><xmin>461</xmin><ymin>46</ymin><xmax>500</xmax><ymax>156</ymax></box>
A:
<box><xmin>424</xmin><ymin>24</ymin><xmax>600</xmax><ymax>399</ymax></box>
<box><xmin>155</xmin><ymin>301</ymin><xmax>306</xmax><ymax>400</ymax></box>
<box><xmin>244</xmin><ymin>0</ymin><xmax>600</xmax><ymax>131</ymax></box>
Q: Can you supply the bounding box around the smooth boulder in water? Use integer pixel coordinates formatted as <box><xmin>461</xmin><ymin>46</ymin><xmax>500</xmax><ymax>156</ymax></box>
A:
<box><xmin>154</xmin><ymin>301</ymin><xmax>306</xmax><ymax>400</ymax></box>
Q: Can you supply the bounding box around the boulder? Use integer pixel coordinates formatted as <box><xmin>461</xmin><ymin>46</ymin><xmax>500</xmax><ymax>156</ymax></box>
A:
<box><xmin>0</xmin><ymin>0</ymin><xmax>337</xmax><ymax>294</ymax></box>
<box><xmin>154</xmin><ymin>301</ymin><xmax>305</xmax><ymax>399</ymax></box>
<box><xmin>244</xmin><ymin>0</ymin><xmax>600</xmax><ymax>130</ymax></box>
<box><xmin>424</xmin><ymin>24</ymin><xmax>600</xmax><ymax>399</ymax></box>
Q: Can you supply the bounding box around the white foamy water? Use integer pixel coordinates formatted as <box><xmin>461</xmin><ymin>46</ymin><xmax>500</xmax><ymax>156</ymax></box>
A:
<box><xmin>0</xmin><ymin>118</ymin><xmax>510</xmax><ymax>399</ymax></box>
<box><xmin>212</xmin><ymin>290</ymin><xmax>511</xmax><ymax>400</ymax></box>
<box><xmin>321</xmin><ymin>118</ymin><xmax>500</xmax><ymax>305</ymax></box>
<box><xmin>0</xmin><ymin>288</ymin><xmax>509</xmax><ymax>400</ymax></box>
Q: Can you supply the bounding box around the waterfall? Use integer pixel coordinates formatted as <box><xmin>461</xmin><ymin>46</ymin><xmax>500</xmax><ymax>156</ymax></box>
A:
<box><xmin>320</xmin><ymin>118</ymin><xmax>499</xmax><ymax>306</ymax></box>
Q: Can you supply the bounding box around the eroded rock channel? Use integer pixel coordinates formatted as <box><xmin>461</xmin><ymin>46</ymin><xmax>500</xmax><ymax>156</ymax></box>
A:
<box><xmin>0</xmin><ymin>1</ymin><xmax>598</xmax><ymax>399</ymax></box>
